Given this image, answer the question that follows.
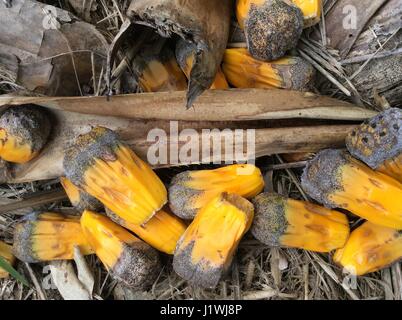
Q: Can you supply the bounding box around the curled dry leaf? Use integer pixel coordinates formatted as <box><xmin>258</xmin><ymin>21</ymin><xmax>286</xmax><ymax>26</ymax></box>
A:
<box><xmin>49</xmin><ymin>247</ymin><xmax>94</xmax><ymax>300</ymax></box>
<box><xmin>0</xmin><ymin>0</ymin><xmax>107</xmax><ymax>96</ymax></box>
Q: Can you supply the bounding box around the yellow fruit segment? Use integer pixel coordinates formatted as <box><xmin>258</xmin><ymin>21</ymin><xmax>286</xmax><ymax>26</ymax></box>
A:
<box><xmin>222</xmin><ymin>48</ymin><xmax>314</xmax><ymax>91</ymax></box>
<box><xmin>236</xmin><ymin>0</ymin><xmax>321</xmax><ymax>29</ymax></box>
<box><xmin>0</xmin><ymin>241</ymin><xmax>15</xmax><ymax>278</ymax></box>
<box><xmin>108</xmin><ymin>209</ymin><xmax>187</xmax><ymax>255</ymax></box>
<box><xmin>281</xmin><ymin>199</ymin><xmax>349</xmax><ymax>252</ymax></box>
<box><xmin>292</xmin><ymin>0</ymin><xmax>321</xmax><ymax>27</ymax></box>
<box><xmin>80</xmin><ymin>210</ymin><xmax>141</xmax><ymax>269</ymax></box>
<box><xmin>0</xmin><ymin>130</ymin><xmax>37</xmax><ymax>164</ymax></box>
<box><xmin>236</xmin><ymin>0</ymin><xmax>266</xmax><ymax>29</ymax></box>
<box><xmin>331</xmin><ymin>158</ymin><xmax>402</xmax><ymax>229</ymax></box>
<box><xmin>173</xmin><ymin>193</ymin><xmax>254</xmax><ymax>288</ymax></box>
<box><xmin>334</xmin><ymin>222</ymin><xmax>402</xmax><ymax>276</ymax></box>
<box><xmin>377</xmin><ymin>154</ymin><xmax>402</xmax><ymax>183</ymax></box>
<box><xmin>60</xmin><ymin>177</ymin><xmax>81</xmax><ymax>206</ymax></box>
<box><xmin>82</xmin><ymin>143</ymin><xmax>167</xmax><ymax>226</ymax></box>
<box><xmin>13</xmin><ymin>212</ymin><xmax>94</xmax><ymax>262</ymax></box>
<box><xmin>139</xmin><ymin>58</ymin><xmax>187</xmax><ymax>92</ymax></box>
<box><xmin>169</xmin><ymin>164</ymin><xmax>264</xmax><ymax>219</ymax></box>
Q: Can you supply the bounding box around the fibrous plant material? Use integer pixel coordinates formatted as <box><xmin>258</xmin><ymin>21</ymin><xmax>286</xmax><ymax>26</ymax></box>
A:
<box><xmin>105</xmin><ymin>208</ymin><xmax>187</xmax><ymax>255</ymax></box>
<box><xmin>173</xmin><ymin>193</ymin><xmax>254</xmax><ymax>288</ymax></box>
<box><xmin>333</xmin><ymin>221</ymin><xmax>402</xmax><ymax>276</ymax></box>
<box><xmin>302</xmin><ymin>149</ymin><xmax>402</xmax><ymax>229</ymax></box>
<box><xmin>169</xmin><ymin>164</ymin><xmax>264</xmax><ymax>220</ymax></box>
<box><xmin>0</xmin><ymin>241</ymin><xmax>15</xmax><ymax>278</ymax></box>
<box><xmin>60</xmin><ymin>177</ymin><xmax>103</xmax><ymax>212</ymax></box>
<box><xmin>236</xmin><ymin>0</ymin><xmax>304</xmax><ymax>61</ymax></box>
<box><xmin>346</xmin><ymin>108</ymin><xmax>402</xmax><ymax>183</ymax></box>
<box><xmin>13</xmin><ymin>212</ymin><xmax>94</xmax><ymax>263</ymax></box>
<box><xmin>110</xmin><ymin>0</ymin><xmax>231</xmax><ymax>107</ymax></box>
<box><xmin>0</xmin><ymin>105</ymin><xmax>50</xmax><ymax>164</ymax></box>
<box><xmin>236</xmin><ymin>0</ymin><xmax>321</xmax><ymax>28</ymax></box>
<box><xmin>80</xmin><ymin>210</ymin><xmax>161</xmax><ymax>289</ymax></box>
<box><xmin>175</xmin><ymin>39</ymin><xmax>229</xmax><ymax>90</ymax></box>
<box><xmin>223</xmin><ymin>48</ymin><xmax>315</xmax><ymax>91</ymax></box>
<box><xmin>63</xmin><ymin>126</ymin><xmax>167</xmax><ymax>226</ymax></box>
<box><xmin>131</xmin><ymin>39</ymin><xmax>188</xmax><ymax>92</ymax></box>
<box><xmin>251</xmin><ymin>193</ymin><xmax>350</xmax><ymax>252</ymax></box>
<box><xmin>0</xmin><ymin>0</ymin><xmax>107</xmax><ymax>96</ymax></box>
<box><xmin>318</xmin><ymin>0</ymin><xmax>402</xmax><ymax>107</ymax></box>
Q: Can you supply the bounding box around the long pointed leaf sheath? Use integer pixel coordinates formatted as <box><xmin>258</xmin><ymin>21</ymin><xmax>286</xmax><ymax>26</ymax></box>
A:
<box><xmin>60</xmin><ymin>177</ymin><xmax>103</xmax><ymax>212</ymax></box>
<box><xmin>0</xmin><ymin>241</ymin><xmax>15</xmax><ymax>278</ymax></box>
<box><xmin>223</xmin><ymin>48</ymin><xmax>315</xmax><ymax>91</ymax></box>
<box><xmin>175</xmin><ymin>39</ymin><xmax>229</xmax><ymax>90</ymax></box>
<box><xmin>13</xmin><ymin>212</ymin><xmax>94</xmax><ymax>263</ymax></box>
<box><xmin>236</xmin><ymin>0</ymin><xmax>321</xmax><ymax>29</ymax></box>
<box><xmin>63</xmin><ymin>127</ymin><xmax>167</xmax><ymax>226</ymax></box>
<box><xmin>105</xmin><ymin>208</ymin><xmax>187</xmax><ymax>255</ymax></box>
<box><xmin>81</xmin><ymin>210</ymin><xmax>161</xmax><ymax>289</ymax></box>
<box><xmin>333</xmin><ymin>221</ymin><xmax>402</xmax><ymax>276</ymax></box>
<box><xmin>169</xmin><ymin>164</ymin><xmax>264</xmax><ymax>220</ymax></box>
<box><xmin>346</xmin><ymin>108</ymin><xmax>402</xmax><ymax>183</ymax></box>
<box><xmin>302</xmin><ymin>149</ymin><xmax>402</xmax><ymax>229</ymax></box>
<box><xmin>251</xmin><ymin>193</ymin><xmax>349</xmax><ymax>252</ymax></box>
<box><xmin>0</xmin><ymin>105</ymin><xmax>50</xmax><ymax>164</ymax></box>
<box><xmin>235</xmin><ymin>0</ymin><xmax>304</xmax><ymax>61</ymax></box>
<box><xmin>173</xmin><ymin>193</ymin><xmax>254</xmax><ymax>289</ymax></box>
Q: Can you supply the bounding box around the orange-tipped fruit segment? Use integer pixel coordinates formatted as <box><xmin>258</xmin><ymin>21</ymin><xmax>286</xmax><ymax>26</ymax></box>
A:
<box><xmin>236</xmin><ymin>0</ymin><xmax>303</xmax><ymax>61</ymax></box>
<box><xmin>105</xmin><ymin>208</ymin><xmax>187</xmax><ymax>255</ymax></box>
<box><xmin>173</xmin><ymin>193</ymin><xmax>254</xmax><ymax>288</ymax></box>
<box><xmin>169</xmin><ymin>164</ymin><xmax>264</xmax><ymax>219</ymax></box>
<box><xmin>0</xmin><ymin>105</ymin><xmax>51</xmax><ymax>164</ymax></box>
<box><xmin>60</xmin><ymin>177</ymin><xmax>103</xmax><ymax>212</ymax></box>
<box><xmin>302</xmin><ymin>149</ymin><xmax>402</xmax><ymax>229</ymax></box>
<box><xmin>132</xmin><ymin>41</ymin><xmax>187</xmax><ymax>92</ymax></box>
<box><xmin>63</xmin><ymin>126</ymin><xmax>167</xmax><ymax>226</ymax></box>
<box><xmin>175</xmin><ymin>39</ymin><xmax>229</xmax><ymax>90</ymax></box>
<box><xmin>0</xmin><ymin>241</ymin><xmax>15</xmax><ymax>278</ymax></box>
<box><xmin>251</xmin><ymin>193</ymin><xmax>350</xmax><ymax>252</ymax></box>
<box><xmin>81</xmin><ymin>210</ymin><xmax>161</xmax><ymax>289</ymax></box>
<box><xmin>13</xmin><ymin>212</ymin><xmax>94</xmax><ymax>263</ymax></box>
<box><xmin>223</xmin><ymin>48</ymin><xmax>315</xmax><ymax>91</ymax></box>
<box><xmin>333</xmin><ymin>221</ymin><xmax>402</xmax><ymax>276</ymax></box>
<box><xmin>236</xmin><ymin>0</ymin><xmax>321</xmax><ymax>29</ymax></box>
<box><xmin>346</xmin><ymin>108</ymin><xmax>402</xmax><ymax>183</ymax></box>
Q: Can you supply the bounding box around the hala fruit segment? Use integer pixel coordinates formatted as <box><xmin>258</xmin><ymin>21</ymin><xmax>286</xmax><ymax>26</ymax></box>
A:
<box><xmin>236</xmin><ymin>0</ymin><xmax>304</xmax><ymax>61</ymax></box>
<box><xmin>80</xmin><ymin>210</ymin><xmax>161</xmax><ymax>289</ymax></box>
<box><xmin>223</xmin><ymin>48</ymin><xmax>315</xmax><ymax>91</ymax></box>
<box><xmin>334</xmin><ymin>221</ymin><xmax>402</xmax><ymax>276</ymax></box>
<box><xmin>0</xmin><ymin>241</ymin><xmax>15</xmax><ymax>278</ymax></box>
<box><xmin>175</xmin><ymin>39</ymin><xmax>229</xmax><ymax>90</ymax></box>
<box><xmin>132</xmin><ymin>40</ymin><xmax>188</xmax><ymax>92</ymax></box>
<box><xmin>251</xmin><ymin>193</ymin><xmax>349</xmax><ymax>252</ymax></box>
<box><xmin>236</xmin><ymin>0</ymin><xmax>321</xmax><ymax>29</ymax></box>
<box><xmin>105</xmin><ymin>208</ymin><xmax>187</xmax><ymax>255</ymax></box>
<box><xmin>346</xmin><ymin>108</ymin><xmax>402</xmax><ymax>183</ymax></box>
<box><xmin>60</xmin><ymin>177</ymin><xmax>103</xmax><ymax>212</ymax></box>
<box><xmin>0</xmin><ymin>105</ymin><xmax>51</xmax><ymax>164</ymax></box>
<box><xmin>13</xmin><ymin>212</ymin><xmax>94</xmax><ymax>263</ymax></box>
<box><xmin>173</xmin><ymin>193</ymin><xmax>254</xmax><ymax>289</ymax></box>
<box><xmin>169</xmin><ymin>164</ymin><xmax>264</xmax><ymax>220</ymax></box>
<box><xmin>291</xmin><ymin>0</ymin><xmax>321</xmax><ymax>27</ymax></box>
<box><xmin>302</xmin><ymin>149</ymin><xmax>402</xmax><ymax>229</ymax></box>
<box><xmin>63</xmin><ymin>126</ymin><xmax>167</xmax><ymax>226</ymax></box>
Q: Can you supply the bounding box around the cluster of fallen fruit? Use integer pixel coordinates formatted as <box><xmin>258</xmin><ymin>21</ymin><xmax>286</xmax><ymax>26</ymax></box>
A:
<box><xmin>0</xmin><ymin>105</ymin><xmax>401</xmax><ymax>290</ymax></box>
